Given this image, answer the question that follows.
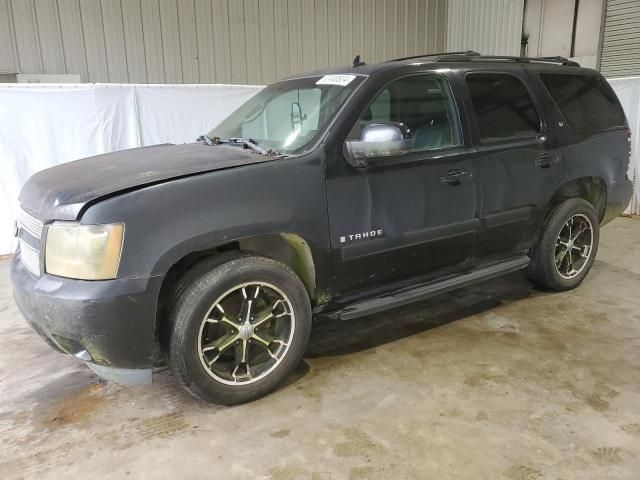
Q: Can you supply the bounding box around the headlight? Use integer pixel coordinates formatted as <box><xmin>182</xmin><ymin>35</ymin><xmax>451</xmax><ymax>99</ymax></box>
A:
<box><xmin>45</xmin><ymin>223</ymin><xmax>124</xmax><ymax>280</ymax></box>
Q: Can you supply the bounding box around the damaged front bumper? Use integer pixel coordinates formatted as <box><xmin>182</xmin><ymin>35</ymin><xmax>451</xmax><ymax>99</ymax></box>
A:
<box><xmin>11</xmin><ymin>253</ymin><xmax>163</xmax><ymax>385</ymax></box>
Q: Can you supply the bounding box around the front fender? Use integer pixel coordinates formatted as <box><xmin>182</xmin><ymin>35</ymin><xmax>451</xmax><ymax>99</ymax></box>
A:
<box><xmin>79</xmin><ymin>152</ymin><xmax>330</xmax><ymax>281</ymax></box>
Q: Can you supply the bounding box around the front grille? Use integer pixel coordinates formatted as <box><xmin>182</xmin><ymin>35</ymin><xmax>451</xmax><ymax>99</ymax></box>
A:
<box><xmin>18</xmin><ymin>208</ymin><xmax>43</xmax><ymax>240</ymax></box>
<box><xmin>19</xmin><ymin>239</ymin><xmax>40</xmax><ymax>277</ymax></box>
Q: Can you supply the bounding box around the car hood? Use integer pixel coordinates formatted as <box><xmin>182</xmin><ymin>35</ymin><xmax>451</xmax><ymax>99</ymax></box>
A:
<box><xmin>19</xmin><ymin>143</ymin><xmax>275</xmax><ymax>221</ymax></box>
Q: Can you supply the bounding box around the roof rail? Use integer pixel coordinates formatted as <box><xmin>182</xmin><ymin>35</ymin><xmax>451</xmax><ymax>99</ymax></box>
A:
<box><xmin>433</xmin><ymin>53</ymin><xmax>580</xmax><ymax>67</ymax></box>
<box><xmin>387</xmin><ymin>50</ymin><xmax>480</xmax><ymax>62</ymax></box>
<box><xmin>535</xmin><ymin>56</ymin><xmax>580</xmax><ymax>66</ymax></box>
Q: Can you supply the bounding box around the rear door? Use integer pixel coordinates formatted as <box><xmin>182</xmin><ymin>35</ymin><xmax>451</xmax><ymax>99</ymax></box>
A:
<box><xmin>454</xmin><ymin>68</ymin><xmax>566</xmax><ymax>258</ymax></box>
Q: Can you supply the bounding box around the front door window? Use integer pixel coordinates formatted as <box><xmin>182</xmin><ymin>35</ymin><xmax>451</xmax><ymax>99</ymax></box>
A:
<box><xmin>347</xmin><ymin>74</ymin><xmax>462</xmax><ymax>154</ymax></box>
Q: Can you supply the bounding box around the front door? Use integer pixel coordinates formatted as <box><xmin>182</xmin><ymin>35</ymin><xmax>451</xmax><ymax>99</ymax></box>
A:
<box><xmin>325</xmin><ymin>73</ymin><xmax>480</xmax><ymax>297</ymax></box>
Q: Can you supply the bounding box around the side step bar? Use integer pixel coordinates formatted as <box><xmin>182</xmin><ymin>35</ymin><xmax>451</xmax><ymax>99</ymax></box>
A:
<box><xmin>337</xmin><ymin>256</ymin><xmax>530</xmax><ymax>321</ymax></box>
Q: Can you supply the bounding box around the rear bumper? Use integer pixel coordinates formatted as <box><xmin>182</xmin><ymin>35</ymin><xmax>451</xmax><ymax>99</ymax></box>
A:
<box><xmin>602</xmin><ymin>177</ymin><xmax>634</xmax><ymax>225</ymax></box>
<box><xmin>11</xmin><ymin>253</ymin><xmax>163</xmax><ymax>383</ymax></box>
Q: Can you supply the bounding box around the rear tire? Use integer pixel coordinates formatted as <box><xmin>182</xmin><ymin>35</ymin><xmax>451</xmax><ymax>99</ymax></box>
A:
<box><xmin>165</xmin><ymin>253</ymin><xmax>311</xmax><ymax>405</ymax></box>
<box><xmin>527</xmin><ymin>198</ymin><xmax>599</xmax><ymax>291</ymax></box>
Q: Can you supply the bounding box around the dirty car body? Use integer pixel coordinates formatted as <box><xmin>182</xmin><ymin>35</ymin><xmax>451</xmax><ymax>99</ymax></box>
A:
<box><xmin>12</xmin><ymin>53</ymin><xmax>633</xmax><ymax>391</ymax></box>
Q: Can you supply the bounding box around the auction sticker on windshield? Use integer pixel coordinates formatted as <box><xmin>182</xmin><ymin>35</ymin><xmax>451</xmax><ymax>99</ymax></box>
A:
<box><xmin>316</xmin><ymin>74</ymin><xmax>357</xmax><ymax>86</ymax></box>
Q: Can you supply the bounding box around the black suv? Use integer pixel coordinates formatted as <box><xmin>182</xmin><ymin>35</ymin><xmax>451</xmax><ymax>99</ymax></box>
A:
<box><xmin>12</xmin><ymin>52</ymin><xmax>633</xmax><ymax>404</ymax></box>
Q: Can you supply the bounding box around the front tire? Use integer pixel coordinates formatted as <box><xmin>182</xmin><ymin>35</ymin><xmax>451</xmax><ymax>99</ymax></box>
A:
<box><xmin>527</xmin><ymin>198</ymin><xmax>600</xmax><ymax>291</ymax></box>
<box><xmin>166</xmin><ymin>254</ymin><xmax>311</xmax><ymax>405</ymax></box>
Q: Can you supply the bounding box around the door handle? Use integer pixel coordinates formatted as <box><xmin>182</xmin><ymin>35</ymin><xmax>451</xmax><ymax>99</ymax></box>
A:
<box><xmin>440</xmin><ymin>169</ymin><xmax>472</xmax><ymax>186</ymax></box>
<box><xmin>533</xmin><ymin>153</ymin><xmax>557</xmax><ymax>169</ymax></box>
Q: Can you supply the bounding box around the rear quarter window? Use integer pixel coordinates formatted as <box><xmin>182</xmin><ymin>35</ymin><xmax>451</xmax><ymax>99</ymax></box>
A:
<box><xmin>540</xmin><ymin>73</ymin><xmax>626</xmax><ymax>133</ymax></box>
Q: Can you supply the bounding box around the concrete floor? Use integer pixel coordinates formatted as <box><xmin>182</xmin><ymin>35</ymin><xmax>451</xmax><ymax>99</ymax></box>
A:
<box><xmin>1</xmin><ymin>219</ymin><xmax>639</xmax><ymax>480</ymax></box>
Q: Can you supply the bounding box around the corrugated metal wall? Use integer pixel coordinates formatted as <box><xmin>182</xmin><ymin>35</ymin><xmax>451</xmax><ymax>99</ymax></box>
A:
<box><xmin>0</xmin><ymin>0</ymin><xmax>447</xmax><ymax>84</ymax></box>
<box><xmin>446</xmin><ymin>0</ymin><xmax>524</xmax><ymax>56</ymax></box>
<box><xmin>600</xmin><ymin>0</ymin><xmax>640</xmax><ymax>78</ymax></box>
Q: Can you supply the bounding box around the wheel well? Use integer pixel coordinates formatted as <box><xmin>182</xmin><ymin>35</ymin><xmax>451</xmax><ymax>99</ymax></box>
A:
<box><xmin>549</xmin><ymin>177</ymin><xmax>607</xmax><ymax>222</ymax></box>
<box><xmin>155</xmin><ymin>233</ymin><xmax>317</xmax><ymax>342</ymax></box>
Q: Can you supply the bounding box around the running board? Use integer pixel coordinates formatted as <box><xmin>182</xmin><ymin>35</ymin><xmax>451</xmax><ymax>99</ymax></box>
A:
<box><xmin>336</xmin><ymin>256</ymin><xmax>530</xmax><ymax>321</ymax></box>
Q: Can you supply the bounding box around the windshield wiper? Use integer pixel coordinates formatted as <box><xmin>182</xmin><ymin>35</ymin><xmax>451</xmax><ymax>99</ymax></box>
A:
<box><xmin>196</xmin><ymin>134</ymin><xmax>216</xmax><ymax>146</ymax></box>
<box><xmin>198</xmin><ymin>135</ymin><xmax>285</xmax><ymax>156</ymax></box>
<box><xmin>226</xmin><ymin>137</ymin><xmax>269</xmax><ymax>155</ymax></box>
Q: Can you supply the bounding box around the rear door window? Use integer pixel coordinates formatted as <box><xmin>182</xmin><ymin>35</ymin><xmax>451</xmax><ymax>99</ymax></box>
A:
<box><xmin>540</xmin><ymin>73</ymin><xmax>626</xmax><ymax>133</ymax></box>
<box><xmin>466</xmin><ymin>73</ymin><xmax>541</xmax><ymax>142</ymax></box>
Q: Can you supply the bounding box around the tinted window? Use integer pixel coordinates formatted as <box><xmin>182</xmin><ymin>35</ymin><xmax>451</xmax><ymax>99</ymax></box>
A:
<box><xmin>349</xmin><ymin>75</ymin><xmax>461</xmax><ymax>152</ymax></box>
<box><xmin>540</xmin><ymin>73</ymin><xmax>626</xmax><ymax>133</ymax></box>
<box><xmin>466</xmin><ymin>73</ymin><xmax>540</xmax><ymax>141</ymax></box>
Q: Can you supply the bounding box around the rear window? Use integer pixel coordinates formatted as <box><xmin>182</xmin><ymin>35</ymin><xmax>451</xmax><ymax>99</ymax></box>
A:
<box><xmin>466</xmin><ymin>73</ymin><xmax>541</xmax><ymax>142</ymax></box>
<box><xmin>540</xmin><ymin>73</ymin><xmax>626</xmax><ymax>133</ymax></box>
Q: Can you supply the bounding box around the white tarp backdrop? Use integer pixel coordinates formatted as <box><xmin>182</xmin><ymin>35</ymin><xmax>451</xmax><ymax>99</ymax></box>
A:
<box><xmin>0</xmin><ymin>78</ymin><xmax>639</xmax><ymax>256</ymax></box>
<box><xmin>0</xmin><ymin>83</ymin><xmax>262</xmax><ymax>255</ymax></box>
<box><xmin>609</xmin><ymin>77</ymin><xmax>640</xmax><ymax>217</ymax></box>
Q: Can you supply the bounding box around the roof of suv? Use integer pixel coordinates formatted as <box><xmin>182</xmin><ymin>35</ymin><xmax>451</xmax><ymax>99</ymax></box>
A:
<box><xmin>296</xmin><ymin>51</ymin><xmax>594</xmax><ymax>80</ymax></box>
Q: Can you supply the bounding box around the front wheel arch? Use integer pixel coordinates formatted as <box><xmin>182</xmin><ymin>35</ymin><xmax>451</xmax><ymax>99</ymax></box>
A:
<box><xmin>153</xmin><ymin>233</ymin><xmax>319</xmax><ymax>349</ymax></box>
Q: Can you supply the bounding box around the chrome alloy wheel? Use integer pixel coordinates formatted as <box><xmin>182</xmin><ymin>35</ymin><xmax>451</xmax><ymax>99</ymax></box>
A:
<box><xmin>554</xmin><ymin>214</ymin><xmax>594</xmax><ymax>280</ymax></box>
<box><xmin>197</xmin><ymin>282</ymin><xmax>295</xmax><ymax>385</ymax></box>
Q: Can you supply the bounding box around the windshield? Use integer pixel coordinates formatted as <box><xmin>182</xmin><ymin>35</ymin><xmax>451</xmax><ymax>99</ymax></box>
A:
<box><xmin>208</xmin><ymin>75</ymin><xmax>364</xmax><ymax>154</ymax></box>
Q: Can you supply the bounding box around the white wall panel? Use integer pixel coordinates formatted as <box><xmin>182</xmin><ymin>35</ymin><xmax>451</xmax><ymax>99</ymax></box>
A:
<box><xmin>447</xmin><ymin>0</ymin><xmax>524</xmax><ymax>56</ymax></box>
<box><xmin>0</xmin><ymin>0</ymin><xmax>18</xmax><ymax>73</ymax></box>
<box><xmin>574</xmin><ymin>0</ymin><xmax>604</xmax><ymax>58</ymax></box>
<box><xmin>178</xmin><ymin>0</ymin><xmax>200</xmax><ymax>83</ymax></box>
<box><xmin>211</xmin><ymin>0</ymin><xmax>232</xmax><ymax>83</ymax></box>
<box><xmin>523</xmin><ymin>0</ymin><xmax>604</xmax><ymax>59</ymax></box>
<box><xmin>159</xmin><ymin>0</ymin><xmax>183</xmax><ymax>83</ymax></box>
<box><xmin>121</xmin><ymin>0</ymin><xmax>148</xmax><ymax>83</ymax></box>
<box><xmin>0</xmin><ymin>0</ymin><xmax>447</xmax><ymax>84</ymax></box>
<box><xmin>57</xmin><ymin>0</ymin><xmax>89</xmax><ymax>81</ymax></box>
<box><xmin>244</xmin><ymin>0</ymin><xmax>262</xmax><ymax>84</ymax></box>
<box><xmin>228</xmin><ymin>0</ymin><xmax>247</xmax><ymax>83</ymax></box>
<box><xmin>258</xmin><ymin>0</ymin><xmax>276</xmax><ymax>84</ymax></box>
<box><xmin>80</xmin><ymin>0</ymin><xmax>109</xmax><ymax>82</ymax></box>
<box><xmin>327</xmin><ymin>0</ymin><xmax>340</xmax><ymax>67</ymax></box>
<box><xmin>300</xmin><ymin>0</ymin><xmax>316</xmax><ymax>72</ymax></box>
<box><xmin>194</xmin><ymin>0</ymin><xmax>215</xmax><ymax>82</ymax></box>
<box><xmin>140</xmin><ymin>0</ymin><xmax>165</xmax><ymax>82</ymax></box>
<box><xmin>10</xmin><ymin>0</ymin><xmax>43</xmax><ymax>74</ymax></box>
<box><xmin>273</xmin><ymin>0</ymin><xmax>289</xmax><ymax>81</ymax></box>
<box><xmin>315</xmin><ymin>0</ymin><xmax>329</xmax><ymax>69</ymax></box>
<box><xmin>34</xmin><ymin>0</ymin><xmax>66</xmax><ymax>74</ymax></box>
<box><xmin>101</xmin><ymin>0</ymin><xmax>129</xmax><ymax>83</ymax></box>
<box><xmin>539</xmin><ymin>0</ymin><xmax>575</xmax><ymax>57</ymax></box>
<box><xmin>286</xmin><ymin>0</ymin><xmax>303</xmax><ymax>76</ymax></box>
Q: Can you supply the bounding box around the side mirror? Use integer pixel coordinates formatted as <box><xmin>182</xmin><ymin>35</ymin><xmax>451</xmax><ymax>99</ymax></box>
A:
<box><xmin>344</xmin><ymin>122</ymin><xmax>413</xmax><ymax>167</ymax></box>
